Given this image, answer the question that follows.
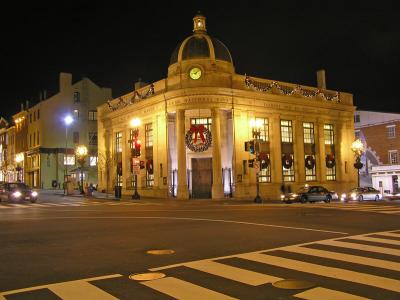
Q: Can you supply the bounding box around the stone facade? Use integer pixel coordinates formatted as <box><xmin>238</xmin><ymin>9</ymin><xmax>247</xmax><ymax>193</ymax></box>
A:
<box><xmin>97</xmin><ymin>14</ymin><xmax>357</xmax><ymax>200</ymax></box>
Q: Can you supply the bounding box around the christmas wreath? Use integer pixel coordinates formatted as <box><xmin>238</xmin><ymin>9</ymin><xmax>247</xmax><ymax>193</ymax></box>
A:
<box><xmin>282</xmin><ymin>154</ymin><xmax>293</xmax><ymax>169</ymax></box>
<box><xmin>146</xmin><ymin>159</ymin><xmax>154</xmax><ymax>174</ymax></box>
<box><xmin>185</xmin><ymin>124</ymin><xmax>212</xmax><ymax>152</ymax></box>
<box><xmin>259</xmin><ymin>152</ymin><xmax>270</xmax><ymax>169</ymax></box>
<box><xmin>305</xmin><ymin>155</ymin><xmax>316</xmax><ymax>170</ymax></box>
<box><xmin>325</xmin><ymin>154</ymin><xmax>335</xmax><ymax>168</ymax></box>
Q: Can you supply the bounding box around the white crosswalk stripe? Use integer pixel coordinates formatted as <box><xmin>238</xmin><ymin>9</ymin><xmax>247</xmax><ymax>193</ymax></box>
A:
<box><xmin>0</xmin><ymin>201</ymin><xmax>129</xmax><ymax>209</ymax></box>
<box><xmin>145</xmin><ymin>230</ymin><xmax>400</xmax><ymax>299</ymax></box>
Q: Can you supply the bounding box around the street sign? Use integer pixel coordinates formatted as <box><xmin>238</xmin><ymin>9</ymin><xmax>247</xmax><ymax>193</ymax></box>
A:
<box><xmin>132</xmin><ymin>158</ymin><xmax>140</xmax><ymax>175</ymax></box>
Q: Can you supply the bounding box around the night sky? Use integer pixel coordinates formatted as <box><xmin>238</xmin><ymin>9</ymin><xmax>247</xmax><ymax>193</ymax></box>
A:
<box><xmin>1</xmin><ymin>2</ymin><xmax>399</xmax><ymax>121</ymax></box>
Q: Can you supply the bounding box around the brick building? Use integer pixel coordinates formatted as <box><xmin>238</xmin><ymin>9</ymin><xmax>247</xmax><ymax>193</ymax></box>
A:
<box><xmin>354</xmin><ymin>110</ymin><xmax>400</xmax><ymax>193</ymax></box>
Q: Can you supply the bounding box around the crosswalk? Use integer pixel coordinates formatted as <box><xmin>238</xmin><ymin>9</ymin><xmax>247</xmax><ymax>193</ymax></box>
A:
<box><xmin>1</xmin><ymin>230</ymin><xmax>399</xmax><ymax>299</ymax></box>
<box><xmin>0</xmin><ymin>200</ymin><xmax>146</xmax><ymax>209</ymax></box>
<box><xmin>286</xmin><ymin>202</ymin><xmax>400</xmax><ymax>215</ymax></box>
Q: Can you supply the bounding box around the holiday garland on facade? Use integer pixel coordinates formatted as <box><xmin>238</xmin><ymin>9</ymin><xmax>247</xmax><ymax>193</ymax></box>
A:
<box><xmin>107</xmin><ymin>84</ymin><xmax>155</xmax><ymax>111</ymax></box>
<box><xmin>185</xmin><ymin>124</ymin><xmax>212</xmax><ymax>152</ymax></box>
<box><xmin>245</xmin><ymin>75</ymin><xmax>340</xmax><ymax>102</ymax></box>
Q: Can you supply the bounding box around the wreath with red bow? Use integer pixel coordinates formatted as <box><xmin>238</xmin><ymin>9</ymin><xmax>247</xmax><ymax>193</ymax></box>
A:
<box><xmin>325</xmin><ymin>154</ymin><xmax>335</xmax><ymax>168</ymax></box>
<box><xmin>305</xmin><ymin>155</ymin><xmax>316</xmax><ymax>170</ymax></box>
<box><xmin>185</xmin><ymin>124</ymin><xmax>212</xmax><ymax>152</ymax></box>
<box><xmin>259</xmin><ymin>152</ymin><xmax>270</xmax><ymax>169</ymax></box>
<box><xmin>282</xmin><ymin>154</ymin><xmax>293</xmax><ymax>169</ymax></box>
<box><xmin>146</xmin><ymin>159</ymin><xmax>154</xmax><ymax>174</ymax></box>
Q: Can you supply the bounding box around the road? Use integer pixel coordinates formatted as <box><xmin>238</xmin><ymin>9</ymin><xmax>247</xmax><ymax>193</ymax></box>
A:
<box><xmin>0</xmin><ymin>193</ymin><xmax>399</xmax><ymax>299</ymax></box>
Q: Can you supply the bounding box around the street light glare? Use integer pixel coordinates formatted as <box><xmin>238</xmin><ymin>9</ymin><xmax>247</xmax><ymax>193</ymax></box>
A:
<box><xmin>130</xmin><ymin>118</ymin><xmax>141</xmax><ymax>128</ymax></box>
<box><xmin>64</xmin><ymin>115</ymin><xmax>73</xmax><ymax>126</ymax></box>
<box><xmin>76</xmin><ymin>145</ymin><xmax>88</xmax><ymax>157</ymax></box>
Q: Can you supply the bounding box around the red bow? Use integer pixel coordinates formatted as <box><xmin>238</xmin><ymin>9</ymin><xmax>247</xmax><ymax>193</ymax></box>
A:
<box><xmin>190</xmin><ymin>124</ymin><xmax>206</xmax><ymax>144</ymax></box>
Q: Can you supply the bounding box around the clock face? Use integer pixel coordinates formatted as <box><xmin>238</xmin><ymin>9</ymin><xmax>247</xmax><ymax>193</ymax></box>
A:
<box><xmin>189</xmin><ymin>67</ymin><xmax>202</xmax><ymax>80</ymax></box>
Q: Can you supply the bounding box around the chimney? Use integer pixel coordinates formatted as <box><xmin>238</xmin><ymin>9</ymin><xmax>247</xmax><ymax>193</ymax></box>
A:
<box><xmin>59</xmin><ymin>72</ymin><xmax>72</xmax><ymax>93</ymax></box>
<box><xmin>134</xmin><ymin>78</ymin><xmax>147</xmax><ymax>90</ymax></box>
<box><xmin>317</xmin><ymin>69</ymin><xmax>326</xmax><ymax>90</ymax></box>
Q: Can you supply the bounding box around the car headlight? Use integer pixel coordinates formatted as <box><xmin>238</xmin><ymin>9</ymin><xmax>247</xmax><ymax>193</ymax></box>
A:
<box><xmin>13</xmin><ymin>191</ymin><xmax>22</xmax><ymax>198</ymax></box>
<box><xmin>291</xmin><ymin>194</ymin><xmax>298</xmax><ymax>197</ymax></box>
<box><xmin>351</xmin><ymin>192</ymin><xmax>356</xmax><ymax>198</ymax></box>
<box><xmin>341</xmin><ymin>193</ymin><xmax>346</xmax><ymax>198</ymax></box>
<box><xmin>280</xmin><ymin>195</ymin><xmax>285</xmax><ymax>199</ymax></box>
<box><xmin>31</xmin><ymin>191</ymin><xmax>38</xmax><ymax>197</ymax></box>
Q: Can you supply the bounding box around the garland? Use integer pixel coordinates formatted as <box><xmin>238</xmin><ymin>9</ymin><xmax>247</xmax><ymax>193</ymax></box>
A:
<box><xmin>185</xmin><ymin>124</ymin><xmax>212</xmax><ymax>152</ymax></box>
<box><xmin>282</xmin><ymin>154</ymin><xmax>293</xmax><ymax>169</ymax></box>
<box><xmin>245</xmin><ymin>75</ymin><xmax>340</xmax><ymax>102</ymax></box>
<box><xmin>258</xmin><ymin>152</ymin><xmax>270</xmax><ymax>169</ymax></box>
<box><xmin>107</xmin><ymin>84</ymin><xmax>155</xmax><ymax>111</ymax></box>
<box><xmin>325</xmin><ymin>154</ymin><xmax>336</xmax><ymax>168</ymax></box>
<box><xmin>305</xmin><ymin>155</ymin><xmax>316</xmax><ymax>170</ymax></box>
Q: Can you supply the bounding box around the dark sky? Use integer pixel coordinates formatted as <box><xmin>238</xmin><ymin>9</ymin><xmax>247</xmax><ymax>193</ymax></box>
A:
<box><xmin>1</xmin><ymin>1</ymin><xmax>399</xmax><ymax>120</ymax></box>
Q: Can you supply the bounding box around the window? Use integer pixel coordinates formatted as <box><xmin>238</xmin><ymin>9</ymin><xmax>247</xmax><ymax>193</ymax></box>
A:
<box><xmin>146</xmin><ymin>171</ymin><xmax>154</xmax><ymax>187</ymax></box>
<box><xmin>64</xmin><ymin>154</ymin><xmax>75</xmax><ymax>165</ymax></box>
<box><xmin>280</xmin><ymin>120</ymin><xmax>293</xmax><ymax>143</ymax></box>
<box><xmin>73</xmin><ymin>109</ymin><xmax>79</xmax><ymax>119</ymax></box>
<box><xmin>145</xmin><ymin>123</ymin><xmax>153</xmax><ymax>148</ymax></box>
<box><xmin>37</xmin><ymin>131</ymin><xmax>39</xmax><ymax>145</ymax></box>
<box><xmin>190</xmin><ymin>117</ymin><xmax>212</xmax><ymax>131</ymax></box>
<box><xmin>89</xmin><ymin>132</ymin><xmax>97</xmax><ymax>145</ymax></box>
<box><xmin>73</xmin><ymin>132</ymin><xmax>79</xmax><ymax>144</ymax></box>
<box><xmin>324</xmin><ymin>124</ymin><xmax>334</xmax><ymax>145</ymax></box>
<box><xmin>73</xmin><ymin>91</ymin><xmax>80</xmax><ymax>103</ymax></box>
<box><xmin>354</xmin><ymin>115</ymin><xmax>360</xmax><ymax>123</ymax></box>
<box><xmin>387</xmin><ymin>125</ymin><xmax>396</xmax><ymax>138</ymax></box>
<box><xmin>258</xmin><ymin>166</ymin><xmax>271</xmax><ymax>183</ymax></box>
<box><xmin>305</xmin><ymin>155</ymin><xmax>316</xmax><ymax>181</ymax></box>
<box><xmin>89</xmin><ymin>156</ymin><xmax>98</xmax><ymax>166</ymax></box>
<box><xmin>389</xmin><ymin>150</ymin><xmax>398</xmax><ymax>164</ymax></box>
<box><xmin>88</xmin><ymin>110</ymin><xmax>97</xmax><ymax>121</ymax></box>
<box><xmin>37</xmin><ymin>109</ymin><xmax>40</xmax><ymax>120</ymax></box>
<box><xmin>115</xmin><ymin>132</ymin><xmax>122</xmax><ymax>153</ymax></box>
<box><xmin>255</xmin><ymin>118</ymin><xmax>269</xmax><ymax>141</ymax></box>
<box><xmin>303</xmin><ymin>122</ymin><xmax>314</xmax><ymax>144</ymax></box>
<box><xmin>326</xmin><ymin>166</ymin><xmax>336</xmax><ymax>181</ymax></box>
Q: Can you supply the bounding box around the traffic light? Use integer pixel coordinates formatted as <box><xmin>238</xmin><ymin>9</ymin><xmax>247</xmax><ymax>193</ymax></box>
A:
<box><xmin>248</xmin><ymin>159</ymin><xmax>254</xmax><ymax>168</ymax></box>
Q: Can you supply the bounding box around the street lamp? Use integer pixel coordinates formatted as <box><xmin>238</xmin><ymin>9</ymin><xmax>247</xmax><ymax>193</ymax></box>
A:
<box><xmin>250</xmin><ymin>118</ymin><xmax>263</xmax><ymax>203</ymax></box>
<box><xmin>64</xmin><ymin>115</ymin><xmax>73</xmax><ymax>195</ymax></box>
<box><xmin>351</xmin><ymin>139</ymin><xmax>365</xmax><ymax>187</ymax></box>
<box><xmin>129</xmin><ymin>118</ymin><xmax>141</xmax><ymax>200</ymax></box>
<box><xmin>15</xmin><ymin>153</ymin><xmax>24</xmax><ymax>182</ymax></box>
<box><xmin>75</xmin><ymin>145</ymin><xmax>88</xmax><ymax>194</ymax></box>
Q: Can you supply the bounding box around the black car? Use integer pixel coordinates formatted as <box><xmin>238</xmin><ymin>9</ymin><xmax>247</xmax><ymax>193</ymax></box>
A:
<box><xmin>281</xmin><ymin>185</ymin><xmax>333</xmax><ymax>204</ymax></box>
<box><xmin>0</xmin><ymin>182</ymin><xmax>38</xmax><ymax>202</ymax></box>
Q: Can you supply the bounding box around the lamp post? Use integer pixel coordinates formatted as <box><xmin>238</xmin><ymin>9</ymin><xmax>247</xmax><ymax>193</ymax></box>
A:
<box><xmin>130</xmin><ymin>118</ymin><xmax>141</xmax><ymax>200</ymax></box>
<box><xmin>250</xmin><ymin>118</ymin><xmax>263</xmax><ymax>203</ymax></box>
<box><xmin>75</xmin><ymin>145</ymin><xmax>88</xmax><ymax>194</ymax></box>
<box><xmin>64</xmin><ymin>115</ymin><xmax>73</xmax><ymax>195</ymax></box>
<box><xmin>351</xmin><ymin>139</ymin><xmax>365</xmax><ymax>188</ymax></box>
<box><xmin>15</xmin><ymin>153</ymin><xmax>24</xmax><ymax>182</ymax></box>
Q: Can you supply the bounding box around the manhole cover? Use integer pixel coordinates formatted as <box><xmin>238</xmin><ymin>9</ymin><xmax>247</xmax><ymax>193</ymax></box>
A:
<box><xmin>146</xmin><ymin>249</ymin><xmax>175</xmax><ymax>255</ymax></box>
<box><xmin>129</xmin><ymin>272</ymin><xmax>166</xmax><ymax>281</ymax></box>
<box><xmin>272</xmin><ymin>279</ymin><xmax>315</xmax><ymax>290</ymax></box>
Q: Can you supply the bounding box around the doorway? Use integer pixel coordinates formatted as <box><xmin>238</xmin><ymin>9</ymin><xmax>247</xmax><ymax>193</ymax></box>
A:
<box><xmin>191</xmin><ymin>158</ymin><xmax>212</xmax><ymax>199</ymax></box>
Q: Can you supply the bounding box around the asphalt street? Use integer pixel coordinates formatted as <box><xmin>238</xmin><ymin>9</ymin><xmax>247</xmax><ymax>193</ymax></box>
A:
<box><xmin>0</xmin><ymin>193</ymin><xmax>399</xmax><ymax>299</ymax></box>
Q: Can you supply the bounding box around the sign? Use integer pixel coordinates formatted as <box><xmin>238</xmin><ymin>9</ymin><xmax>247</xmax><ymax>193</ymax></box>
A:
<box><xmin>132</xmin><ymin>158</ymin><xmax>140</xmax><ymax>175</ymax></box>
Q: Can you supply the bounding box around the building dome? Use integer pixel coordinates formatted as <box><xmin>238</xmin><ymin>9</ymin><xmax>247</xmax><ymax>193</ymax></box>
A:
<box><xmin>169</xmin><ymin>14</ymin><xmax>233</xmax><ymax>66</ymax></box>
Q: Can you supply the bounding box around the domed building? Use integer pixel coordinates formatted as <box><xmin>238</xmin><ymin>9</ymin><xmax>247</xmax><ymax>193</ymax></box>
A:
<box><xmin>97</xmin><ymin>14</ymin><xmax>357</xmax><ymax>200</ymax></box>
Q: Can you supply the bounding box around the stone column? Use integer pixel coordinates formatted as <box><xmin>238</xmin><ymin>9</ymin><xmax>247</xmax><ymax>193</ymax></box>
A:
<box><xmin>295</xmin><ymin>118</ymin><xmax>305</xmax><ymax>184</ymax></box>
<box><xmin>317</xmin><ymin>120</ymin><xmax>326</xmax><ymax>183</ymax></box>
<box><xmin>176</xmin><ymin>109</ymin><xmax>189</xmax><ymax>199</ymax></box>
<box><xmin>212</xmin><ymin>108</ymin><xmax>224</xmax><ymax>199</ymax></box>
<box><xmin>270</xmin><ymin>114</ymin><xmax>282</xmax><ymax>184</ymax></box>
<box><xmin>122</xmin><ymin>127</ymin><xmax>129</xmax><ymax>192</ymax></box>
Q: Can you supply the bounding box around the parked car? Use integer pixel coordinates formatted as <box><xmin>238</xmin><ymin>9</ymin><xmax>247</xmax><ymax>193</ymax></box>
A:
<box><xmin>0</xmin><ymin>182</ymin><xmax>38</xmax><ymax>202</ymax></box>
<box><xmin>281</xmin><ymin>185</ymin><xmax>333</xmax><ymax>203</ymax></box>
<box><xmin>341</xmin><ymin>187</ymin><xmax>382</xmax><ymax>202</ymax></box>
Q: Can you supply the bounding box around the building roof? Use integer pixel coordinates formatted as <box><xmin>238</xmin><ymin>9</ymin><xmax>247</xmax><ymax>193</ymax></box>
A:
<box><xmin>169</xmin><ymin>14</ymin><xmax>233</xmax><ymax>66</ymax></box>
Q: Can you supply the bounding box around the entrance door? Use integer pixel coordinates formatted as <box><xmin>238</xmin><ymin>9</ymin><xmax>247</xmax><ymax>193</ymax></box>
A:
<box><xmin>191</xmin><ymin>158</ymin><xmax>212</xmax><ymax>199</ymax></box>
